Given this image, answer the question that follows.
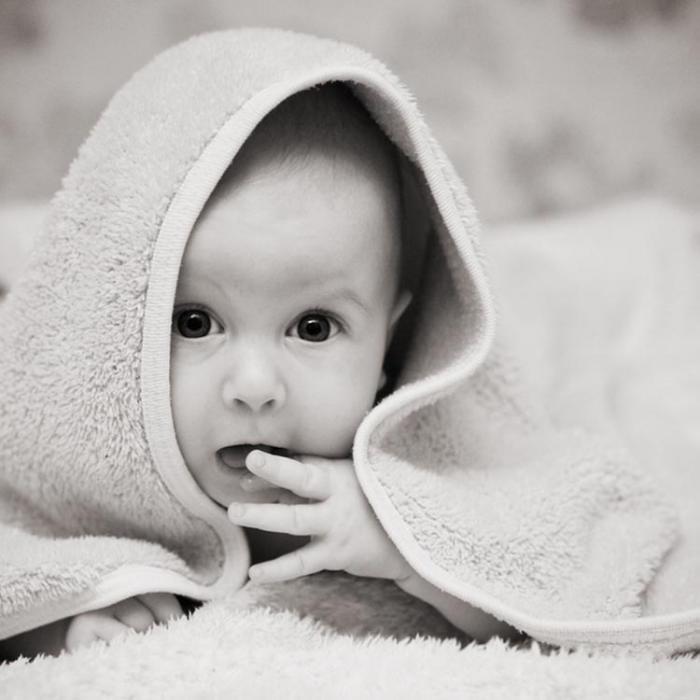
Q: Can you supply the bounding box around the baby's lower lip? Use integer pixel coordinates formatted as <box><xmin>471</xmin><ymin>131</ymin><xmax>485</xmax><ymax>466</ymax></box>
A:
<box><xmin>217</xmin><ymin>444</ymin><xmax>288</xmax><ymax>469</ymax></box>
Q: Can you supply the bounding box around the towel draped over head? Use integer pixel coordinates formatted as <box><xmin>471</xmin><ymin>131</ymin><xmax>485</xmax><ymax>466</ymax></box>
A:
<box><xmin>1</xmin><ymin>28</ymin><xmax>698</xmax><ymax>654</ymax></box>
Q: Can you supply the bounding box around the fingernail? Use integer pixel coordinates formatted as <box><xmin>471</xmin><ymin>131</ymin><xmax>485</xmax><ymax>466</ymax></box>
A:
<box><xmin>228</xmin><ymin>503</ymin><xmax>246</xmax><ymax>519</ymax></box>
<box><xmin>248</xmin><ymin>566</ymin><xmax>260</xmax><ymax>580</ymax></box>
<box><xmin>248</xmin><ymin>451</ymin><xmax>266</xmax><ymax>469</ymax></box>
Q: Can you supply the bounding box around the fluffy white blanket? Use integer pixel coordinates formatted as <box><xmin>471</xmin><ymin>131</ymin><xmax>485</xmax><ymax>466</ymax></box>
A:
<box><xmin>0</xmin><ymin>573</ymin><xmax>698</xmax><ymax>699</ymax></box>
<box><xmin>0</xmin><ymin>578</ymin><xmax>698</xmax><ymax>698</ymax></box>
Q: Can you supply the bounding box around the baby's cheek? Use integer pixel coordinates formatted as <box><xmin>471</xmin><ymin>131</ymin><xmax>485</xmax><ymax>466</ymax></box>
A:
<box><xmin>170</xmin><ymin>364</ymin><xmax>195</xmax><ymax>431</ymax></box>
<box><xmin>304</xmin><ymin>369</ymin><xmax>380</xmax><ymax>456</ymax></box>
<box><xmin>170</xmin><ymin>359</ymin><xmax>211</xmax><ymax>461</ymax></box>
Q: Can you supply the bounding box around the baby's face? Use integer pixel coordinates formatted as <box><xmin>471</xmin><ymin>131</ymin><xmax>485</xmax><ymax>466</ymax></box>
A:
<box><xmin>171</xmin><ymin>158</ymin><xmax>405</xmax><ymax>507</ymax></box>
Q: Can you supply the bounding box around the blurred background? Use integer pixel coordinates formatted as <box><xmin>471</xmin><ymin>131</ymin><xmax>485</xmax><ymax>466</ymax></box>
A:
<box><xmin>0</xmin><ymin>0</ymin><xmax>698</xmax><ymax>223</ymax></box>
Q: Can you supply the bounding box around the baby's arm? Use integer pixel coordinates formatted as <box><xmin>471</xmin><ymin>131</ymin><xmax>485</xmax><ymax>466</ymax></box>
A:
<box><xmin>394</xmin><ymin>568</ymin><xmax>516</xmax><ymax>642</ymax></box>
<box><xmin>227</xmin><ymin>452</ymin><xmax>518</xmax><ymax>642</ymax></box>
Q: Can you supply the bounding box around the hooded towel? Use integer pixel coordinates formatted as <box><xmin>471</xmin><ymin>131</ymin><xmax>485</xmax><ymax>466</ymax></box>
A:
<box><xmin>0</xmin><ymin>28</ymin><xmax>698</xmax><ymax>654</ymax></box>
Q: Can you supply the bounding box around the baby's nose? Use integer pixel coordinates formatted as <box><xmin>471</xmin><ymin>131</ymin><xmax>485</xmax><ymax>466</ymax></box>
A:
<box><xmin>220</xmin><ymin>352</ymin><xmax>286</xmax><ymax>413</ymax></box>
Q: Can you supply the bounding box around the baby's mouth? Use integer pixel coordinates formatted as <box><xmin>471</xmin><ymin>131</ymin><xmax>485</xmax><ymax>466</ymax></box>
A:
<box><xmin>217</xmin><ymin>444</ymin><xmax>289</xmax><ymax>469</ymax></box>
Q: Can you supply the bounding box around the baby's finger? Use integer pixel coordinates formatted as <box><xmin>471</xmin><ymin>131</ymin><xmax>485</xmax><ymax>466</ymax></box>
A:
<box><xmin>65</xmin><ymin>613</ymin><xmax>129</xmax><ymax>652</ymax></box>
<box><xmin>248</xmin><ymin>541</ymin><xmax>328</xmax><ymax>583</ymax></box>
<box><xmin>111</xmin><ymin>597</ymin><xmax>157</xmax><ymax>632</ymax></box>
<box><xmin>228</xmin><ymin>501</ymin><xmax>328</xmax><ymax>536</ymax></box>
<box><xmin>137</xmin><ymin>592</ymin><xmax>184</xmax><ymax>624</ymax></box>
<box><xmin>93</xmin><ymin>617</ymin><xmax>132</xmax><ymax>644</ymax></box>
<box><xmin>245</xmin><ymin>451</ymin><xmax>331</xmax><ymax>499</ymax></box>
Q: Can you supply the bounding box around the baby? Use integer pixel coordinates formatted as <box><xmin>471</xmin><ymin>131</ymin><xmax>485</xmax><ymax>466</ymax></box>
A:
<box><xmin>12</xmin><ymin>85</ymin><xmax>511</xmax><ymax>655</ymax></box>
<box><xmin>169</xmin><ymin>83</ymin><xmax>413</xmax><ymax>585</ymax></box>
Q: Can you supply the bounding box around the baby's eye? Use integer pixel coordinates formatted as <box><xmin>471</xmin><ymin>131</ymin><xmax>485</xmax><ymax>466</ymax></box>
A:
<box><xmin>172</xmin><ymin>308</ymin><xmax>222</xmax><ymax>339</ymax></box>
<box><xmin>291</xmin><ymin>313</ymin><xmax>340</xmax><ymax>343</ymax></box>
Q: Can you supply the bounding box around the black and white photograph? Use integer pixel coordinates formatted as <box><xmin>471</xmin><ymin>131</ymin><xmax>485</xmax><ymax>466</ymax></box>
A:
<box><xmin>1</xmin><ymin>1</ymin><xmax>699</xmax><ymax>697</ymax></box>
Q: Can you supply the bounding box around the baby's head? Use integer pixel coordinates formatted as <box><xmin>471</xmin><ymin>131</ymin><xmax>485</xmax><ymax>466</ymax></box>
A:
<box><xmin>171</xmin><ymin>84</ymin><xmax>410</xmax><ymax>507</ymax></box>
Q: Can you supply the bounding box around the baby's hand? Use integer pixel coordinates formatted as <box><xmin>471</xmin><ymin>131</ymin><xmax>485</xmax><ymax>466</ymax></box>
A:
<box><xmin>64</xmin><ymin>593</ymin><xmax>183</xmax><ymax>652</ymax></box>
<box><xmin>227</xmin><ymin>451</ymin><xmax>411</xmax><ymax>584</ymax></box>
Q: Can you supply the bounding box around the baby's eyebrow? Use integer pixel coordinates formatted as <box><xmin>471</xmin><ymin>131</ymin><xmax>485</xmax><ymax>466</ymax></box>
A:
<box><xmin>322</xmin><ymin>289</ymin><xmax>369</xmax><ymax>313</ymax></box>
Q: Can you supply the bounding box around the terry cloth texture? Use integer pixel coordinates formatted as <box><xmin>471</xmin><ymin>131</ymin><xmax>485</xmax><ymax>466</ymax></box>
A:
<box><xmin>0</xmin><ymin>29</ymin><xmax>697</xmax><ymax>652</ymax></box>
<box><xmin>2</xmin><ymin>573</ymin><xmax>700</xmax><ymax>700</ymax></box>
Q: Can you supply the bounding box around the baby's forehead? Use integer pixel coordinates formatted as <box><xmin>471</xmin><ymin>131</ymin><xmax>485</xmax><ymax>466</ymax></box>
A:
<box><xmin>189</xmin><ymin>85</ymin><xmax>404</xmax><ymax>291</ymax></box>
<box><xmin>183</xmin><ymin>155</ymin><xmax>401</xmax><ymax>309</ymax></box>
<box><xmin>205</xmin><ymin>154</ymin><xmax>397</xmax><ymax>252</ymax></box>
<box><xmin>213</xmin><ymin>146</ymin><xmax>395</xmax><ymax>214</ymax></box>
